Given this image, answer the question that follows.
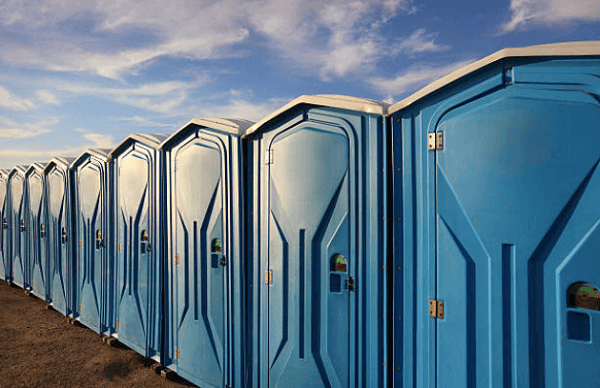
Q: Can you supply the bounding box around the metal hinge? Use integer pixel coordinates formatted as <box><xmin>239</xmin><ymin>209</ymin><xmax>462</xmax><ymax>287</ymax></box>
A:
<box><xmin>51</xmin><ymin>292</ymin><xmax>53</xmax><ymax>299</ymax></box>
<box><xmin>265</xmin><ymin>149</ymin><xmax>273</xmax><ymax>165</ymax></box>
<box><xmin>429</xmin><ymin>299</ymin><xmax>444</xmax><ymax>319</ymax></box>
<box><xmin>116</xmin><ymin>319</ymin><xmax>120</xmax><ymax>328</ymax></box>
<box><xmin>428</xmin><ymin>132</ymin><xmax>443</xmax><ymax>150</ymax></box>
<box><xmin>79</xmin><ymin>304</ymin><xmax>82</xmax><ymax>312</ymax></box>
<box><xmin>79</xmin><ymin>240</ymin><xmax>82</xmax><ymax>248</ymax></box>
<box><xmin>265</xmin><ymin>270</ymin><xmax>273</xmax><ymax>285</ymax></box>
<box><xmin>175</xmin><ymin>349</ymin><xmax>180</xmax><ymax>360</ymax></box>
<box><xmin>118</xmin><ymin>243</ymin><xmax>121</xmax><ymax>252</ymax></box>
<box><xmin>174</xmin><ymin>254</ymin><xmax>179</xmax><ymax>266</ymax></box>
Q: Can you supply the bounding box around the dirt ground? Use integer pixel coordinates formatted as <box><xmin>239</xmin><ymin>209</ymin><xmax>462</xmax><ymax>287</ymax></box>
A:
<box><xmin>0</xmin><ymin>280</ymin><xmax>195</xmax><ymax>388</ymax></box>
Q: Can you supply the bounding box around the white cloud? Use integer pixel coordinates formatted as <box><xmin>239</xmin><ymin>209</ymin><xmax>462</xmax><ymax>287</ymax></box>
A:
<box><xmin>35</xmin><ymin>90</ymin><xmax>60</xmax><ymax>105</ymax></box>
<box><xmin>0</xmin><ymin>0</ymin><xmax>419</xmax><ymax>81</ymax></box>
<box><xmin>55</xmin><ymin>77</ymin><xmax>209</xmax><ymax>114</ymax></box>
<box><xmin>114</xmin><ymin>115</ymin><xmax>173</xmax><ymax>127</ymax></box>
<box><xmin>75</xmin><ymin>128</ymin><xmax>115</xmax><ymax>149</ymax></box>
<box><xmin>0</xmin><ymin>116</ymin><xmax>57</xmax><ymax>138</ymax></box>
<box><xmin>390</xmin><ymin>29</ymin><xmax>450</xmax><ymax>55</ymax></box>
<box><xmin>501</xmin><ymin>0</ymin><xmax>600</xmax><ymax>32</ymax></box>
<box><xmin>0</xmin><ymin>127</ymin><xmax>115</xmax><ymax>165</ymax></box>
<box><xmin>368</xmin><ymin>59</ymin><xmax>473</xmax><ymax>98</ymax></box>
<box><xmin>0</xmin><ymin>86</ymin><xmax>36</xmax><ymax>111</ymax></box>
<box><xmin>192</xmin><ymin>97</ymin><xmax>290</xmax><ymax>122</ymax></box>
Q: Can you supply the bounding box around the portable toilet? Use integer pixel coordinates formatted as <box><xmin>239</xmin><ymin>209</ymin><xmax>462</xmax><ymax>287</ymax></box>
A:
<box><xmin>8</xmin><ymin>165</ymin><xmax>29</xmax><ymax>288</ymax></box>
<box><xmin>109</xmin><ymin>133</ymin><xmax>169</xmax><ymax>361</ymax></box>
<box><xmin>244</xmin><ymin>95</ymin><xmax>389</xmax><ymax>388</ymax></box>
<box><xmin>25</xmin><ymin>162</ymin><xmax>47</xmax><ymax>299</ymax></box>
<box><xmin>70</xmin><ymin>149</ymin><xmax>112</xmax><ymax>334</ymax></box>
<box><xmin>387</xmin><ymin>41</ymin><xmax>600</xmax><ymax>388</ymax></box>
<box><xmin>44</xmin><ymin>157</ymin><xmax>76</xmax><ymax>316</ymax></box>
<box><xmin>160</xmin><ymin>118</ymin><xmax>253</xmax><ymax>388</ymax></box>
<box><xmin>0</xmin><ymin>169</ymin><xmax>9</xmax><ymax>281</ymax></box>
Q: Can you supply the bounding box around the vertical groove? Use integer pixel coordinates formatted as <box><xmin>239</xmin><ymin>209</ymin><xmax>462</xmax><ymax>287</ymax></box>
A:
<box><xmin>194</xmin><ymin>221</ymin><xmax>199</xmax><ymax>321</ymax></box>
<box><xmin>129</xmin><ymin>216</ymin><xmax>133</xmax><ymax>296</ymax></box>
<box><xmin>502</xmin><ymin>244</ymin><xmax>513</xmax><ymax>388</ymax></box>
<box><xmin>299</xmin><ymin>229</ymin><xmax>305</xmax><ymax>359</ymax></box>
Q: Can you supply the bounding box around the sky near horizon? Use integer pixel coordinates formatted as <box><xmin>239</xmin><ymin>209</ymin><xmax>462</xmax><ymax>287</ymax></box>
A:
<box><xmin>0</xmin><ymin>0</ymin><xmax>598</xmax><ymax>169</ymax></box>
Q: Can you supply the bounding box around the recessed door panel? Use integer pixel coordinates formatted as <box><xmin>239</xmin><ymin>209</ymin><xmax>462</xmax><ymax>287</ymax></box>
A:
<box><xmin>117</xmin><ymin>150</ymin><xmax>151</xmax><ymax>353</ymax></box>
<box><xmin>47</xmin><ymin>169</ymin><xmax>68</xmax><ymax>314</ymax></box>
<box><xmin>10</xmin><ymin>175</ymin><xmax>25</xmax><ymax>287</ymax></box>
<box><xmin>173</xmin><ymin>141</ymin><xmax>226</xmax><ymax>388</ymax></box>
<box><xmin>435</xmin><ymin>90</ymin><xmax>600</xmax><ymax>388</ymax></box>
<box><xmin>267</xmin><ymin>124</ymin><xmax>353</xmax><ymax>388</ymax></box>
<box><xmin>77</xmin><ymin>163</ymin><xmax>104</xmax><ymax>331</ymax></box>
<box><xmin>28</xmin><ymin>173</ymin><xmax>46</xmax><ymax>298</ymax></box>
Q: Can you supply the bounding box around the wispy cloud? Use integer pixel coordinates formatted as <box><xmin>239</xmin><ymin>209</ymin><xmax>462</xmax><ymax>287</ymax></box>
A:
<box><xmin>191</xmin><ymin>97</ymin><xmax>291</xmax><ymax>122</ymax></box>
<box><xmin>390</xmin><ymin>29</ymin><xmax>450</xmax><ymax>55</ymax></box>
<box><xmin>0</xmin><ymin>86</ymin><xmax>36</xmax><ymax>111</ymax></box>
<box><xmin>0</xmin><ymin>116</ymin><xmax>57</xmax><ymax>138</ymax></box>
<box><xmin>368</xmin><ymin>59</ymin><xmax>473</xmax><ymax>100</ymax></box>
<box><xmin>501</xmin><ymin>0</ymin><xmax>600</xmax><ymax>32</ymax></box>
<box><xmin>55</xmin><ymin>77</ymin><xmax>210</xmax><ymax>114</ymax></box>
<box><xmin>114</xmin><ymin>115</ymin><xmax>173</xmax><ymax>127</ymax></box>
<box><xmin>247</xmin><ymin>0</ymin><xmax>419</xmax><ymax>80</ymax></box>
<box><xmin>35</xmin><ymin>90</ymin><xmax>60</xmax><ymax>105</ymax></box>
<box><xmin>75</xmin><ymin>128</ymin><xmax>115</xmax><ymax>149</ymax></box>
<box><xmin>0</xmin><ymin>0</ymin><xmax>421</xmax><ymax>81</ymax></box>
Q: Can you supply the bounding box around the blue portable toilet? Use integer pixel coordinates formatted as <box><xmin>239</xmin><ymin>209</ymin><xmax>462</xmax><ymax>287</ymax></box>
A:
<box><xmin>244</xmin><ymin>95</ymin><xmax>389</xmax><ymax>388</ymax></box>
<box><xmin>70</xmin><ymin>149</ymin><xmax>112</xmax><ymax>334</ymax></box>
<box><xmin>0</xmin><ymin>169</ymin><xmax>9</xmax><ymax>281</ymax></box>
<box><xmin>25</xmin><ymin>162</ymin><xmax>48</xmax><ymax>299</ymax></box>
<box><xmin>387</xmin><ymin>41</ymin><xmax>600</xmax><ymax>388</ymax></box>
<box><xmin>160</xmin><ymin>118</ymin><xmax>253</xmax><ymax>388</ymax></box>
<box><xmin>8</xmin><ymin>165</ymin><xmax>29</xmax><ymax>288</ymax></box>
<box><xmin>44</xmin><ymin>157</ymin><xmax>76</xmax><ymax>316</ymax></box>
<box><xmin>109</xmin><ymin>133</ymin><xmax>169</xmax><ymax>361</ymax></box>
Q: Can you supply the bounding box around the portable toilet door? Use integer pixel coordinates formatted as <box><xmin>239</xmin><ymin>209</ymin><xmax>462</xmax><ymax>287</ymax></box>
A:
<box><xmin>25</xmin><ymin>163</ymin><xmax>47</xmax><ymax>300</ymax></box>
<box><xmin>0</xmin><ymin>170</ymin><xmax>9</xmax><ymax>281</ymax></box>
<box><xmin>9</xmin><ymin>166</ymin><xmax>28</xmax><ymax>288</ymax></box>
<box><xmin>109</xmin><ymin>133</ymin><xmax>168</xmax><ymax>361</ymax></box>
<box><xmin>160</xmin><ymin>118</ymin><xmax>253</xmax><ymax>388</ymax></box>
<box><xmin>388</xmin><ymin>41</ymin><xmax>600</xmax><ymax>388</ymax></box>
<box><xmin>71</xmin><ymin>149</ymin><xmax>111</xmax><ymax>334</ymax></box>
<box><xmin>44</xmin><ymin>157</ymin><xmax>76</xmax><ymax>316</ymax></box>
<box><xmin>244</xmin><ymin>95</ymin><xmax>389</xmax><ymax>388</ymax></box>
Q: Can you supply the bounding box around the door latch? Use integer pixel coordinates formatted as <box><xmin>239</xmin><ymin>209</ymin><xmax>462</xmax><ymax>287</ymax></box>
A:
<box><xmin>220</xmin><ymin>256</ymin><xmax>227</xmax><ymax>267</ymax></box>
<box><xmin>346</xmin><ymin>277</ymin><xmax>355</xmax><ymax>292</ymax></box>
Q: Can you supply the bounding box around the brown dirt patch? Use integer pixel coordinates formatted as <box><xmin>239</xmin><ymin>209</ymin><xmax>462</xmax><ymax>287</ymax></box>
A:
<box><xmin>0</xmin><ymin>280</ymin><xmax>195</xmax><ymax>388</ymax></box>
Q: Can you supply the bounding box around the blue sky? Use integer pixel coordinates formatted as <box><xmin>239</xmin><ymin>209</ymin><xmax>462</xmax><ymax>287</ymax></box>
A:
<box><xmin>0</xmin><ymin>0</ymin><xmax>598</xmax><ymax>168</ymax></box>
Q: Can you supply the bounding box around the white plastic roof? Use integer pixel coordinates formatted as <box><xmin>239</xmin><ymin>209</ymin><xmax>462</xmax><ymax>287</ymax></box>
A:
<box><xmin>26</xmin><ymin>162</ymin><xmax>46</xmax><ymax>175</ymax></box>
<box><xmin>245</xmin><ymin>94</ymin><xmax>389</xmax><ymax>136</ymax></box>
<box><xmin>160</xmin><ymin>118</ymin><xmax>254</xmax><ymax>149</ymax></box>
<box><xmin>109</xmin><ymin>133</ymin><xmax>170</xmax><ymax>159</ymax></box>
<box><xmin>70</xmin><ymin>148</ymin><xmax>112</xmax><ymax>169</ymax></box>
<box><xmin>44</xmin><ymin>157</ymin><xmax>77</xmax><ymax>174</ymax></box>
<box><xmin>388</xmin><ymin>40</ymin><xmax>600</xmax><ymax>115</ymax></box>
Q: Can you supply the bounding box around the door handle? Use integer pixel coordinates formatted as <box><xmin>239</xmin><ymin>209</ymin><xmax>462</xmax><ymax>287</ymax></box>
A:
<box><xmin>19</xmin><ymin>221</ymin><xmax>25</xmax><ymax>232</ymax></box>
<box><xmin>95</xmin><ymin>230</ymin><xmax>103</xmax><ymax>249</ymax></box>
<box><xmin>61</xmin><ymin>227</ymin><xmax>68</xmax><ymax>244</ymax></box>
<box><xmin>40</xmin><ymin>223</ymin><xmax>46</xmax><ymax>238</ymax></box>
<box><xmin>346</xmin><ymin>277</ymin><xmax>355</xmax><ymax>292</ymax></box>
<box><xmin>2</xmin><ymin>218</ymin><xmax>7</xmax><ymax>229</ymax></box>
<box><xmin>140</xmin><ymin>230</ymin><xmax>149</xmax><ymax>253</ymax></box>
<box><xmin>220</xmin><ymin>256</ymin><xmax>227</xmax><ymax>267</ymax></box>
